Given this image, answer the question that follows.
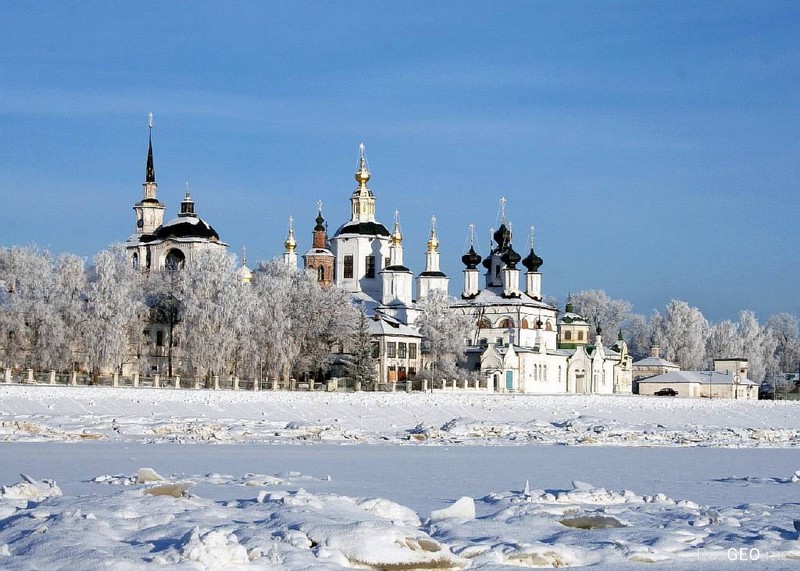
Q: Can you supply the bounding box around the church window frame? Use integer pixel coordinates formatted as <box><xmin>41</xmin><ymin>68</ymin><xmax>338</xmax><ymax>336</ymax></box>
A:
<box><xmin>365</xmin><ymin>255</ymin><xmax>376</xmax><ymax>278</ymax></box>
<box><xmin>409</xmin><ymin>343</ymin><xmax>417</xmax><ymax>360</ymax></box>
<box><xmin>398</xmin><ymin>342</ymin><xmax>407</xmax><ymax>359</ymax></box>
<box><xmin>343</xmin><ymin>255</ymin><xmax>354</xmax><ymax>279</ymax></box>
<box><xmin>499</xmin><ymin>317</ymin><xmax>514</xmax><ymax>329</ymax></box>
<box><xmin>564</xmin><ymin>330</ymin><xmax>572</xmax><ymax>341</ymax></box>
<box><xmin>387</xmin><ymin>342</ymin><xmax>397</xmax><ymax>358</ymax></box>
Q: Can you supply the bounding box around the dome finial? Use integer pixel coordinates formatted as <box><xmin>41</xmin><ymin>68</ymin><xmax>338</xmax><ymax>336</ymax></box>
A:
<box><xmin>426</xmin><ymin>215</ymin><xmax>439</xmax><ymax>252</ymax></box>
<box><xmin>469</xmin><ymin>223</ymin><xmax>475</xmax><ymax>247</ymax></box>
<box><xmin>242</xmin><ymin>245</ymin><xmax>247</xmax><ymax>267</ymax></box>
<box><xmin>284</xmin><ymin>215</ymin><xmax>297</xmax><ymax>252</ymax></box>
<box><xmin>500</xmin><ymin>196</ymin><xmax>507</xmax><ymax>224</ymax></box>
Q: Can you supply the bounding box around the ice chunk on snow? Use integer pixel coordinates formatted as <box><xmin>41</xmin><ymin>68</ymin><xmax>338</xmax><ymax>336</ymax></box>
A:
<box><xmin>0</xmin><ymin>475</ymin><xmax>62</xmax><ymax>501</ymax></box>
<box><xmin>558</xmin><ymin>514</ymin><xmax>627</xmax><ymax>529</ymax></box>
<box><xmin>177</xmin><ymin>527</ymin><xmax>249</xmax><ymax>566</ymax></box>
<box><xmin>143</xmin><ymin>481</ymin><xmax>193</xmax><ymax>498</ymax></box>
<box><xmin>430</xmin><ymin>496</ymin><xmax>475</xmax><ymax>521</ymax></box>
<box><xmin>358</xmin><ymin>497</ymin><xmax>421</xmax><ymax>527</ymax></box>
<box><xmin>136</xmin><ymin>467</ymin><xmax>164</xmax><ymax>484</ymax></box>
<box><xmin>305</xmin><ymin>521</ymin><xmax>464</xmax><ymax>570</ymax></box>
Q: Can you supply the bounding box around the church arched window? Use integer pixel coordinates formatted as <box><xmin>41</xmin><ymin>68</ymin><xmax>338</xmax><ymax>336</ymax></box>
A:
<box><xmin>317</xmin><ymin>266</ymin><xmax>325</xmax><ymax>281</ymax></box>
<box><xmin>132</xmin><ymin>252</ymin><xmax>139</xmax><ymax>270</ymax></box>
<box><xmin>164</xmin><ymin>249</ymin><xmax>186</xmax><ymax>272</ymax></box>
<box><xmin>477</xmin><ymin>318</ymin><xmax>491</xmax><ymax>329</ymax></box>
<box><xmin>499</xmin><ymin>318</ymin><xmax>514</xmax><ymax>329</ymax></box>
<box><xmin>545</xmin><ymin>321</ymin><xmax>553</xmax><ymax>331</ymax></box>
<box><xmin>521</xmin><ymin>318</ymin><xmax>530</xmax><ymax>329</ymax></box>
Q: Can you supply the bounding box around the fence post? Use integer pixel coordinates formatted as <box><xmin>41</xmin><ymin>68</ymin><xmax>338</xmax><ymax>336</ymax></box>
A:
<box><xmin>154</xmin><ymin>374</ymin><xmax>160</xmax><ymax>388</ymax></box>
<box><xmin>26</xmin><ymin>368</ymin><xmax>34</xmax><ymax>384</ymax></box>
<box><xmin>4</xmin><ymin>369</ymin><xmax>11</xmax><ymax>384</ymax></box>
<box><xmin>213</xmin><ymin>375</ymin><xmax>220</xmax><ymax>390</ymax></box>
<box><xmin>112</xmin><ymin>372</ymin><xmax>119</xmax><ymax>387</ymax></box>
<box><xmin>233</xmin><ymin>377</ymin><xmax>239</xmax><ymax>391</ymax></box>
<box><xmin>252</xmin><ymin>377</ymin><xmax>260</xmax><ymax>391</ymax></box>
<box><xmin>406</xmin><ymin>380</ymin><xmax>412</xmax><ymax>393</ymax></box>
<box><xmin>70</xmin><ymin>371</ymin><xmax>77</xmax><ymax>386</ymax></box>
<box><xmin>272</xmin><ymin>377</ymin><xmax>278</xmax><ymax>390</ymax></box>
<box><xmin>422</xmin><ymin>379</ymin><xmax>429</xmax><ymax>392</ymax></box>
<box><xmin>174</xmin><ymin>375</ymin><xmax>180</xmax><ymax>389</ymax></box>
<box><xmin>133</xmin><ymin>372</ymin><xmax>139</xmax><ymax>387</ymax></box>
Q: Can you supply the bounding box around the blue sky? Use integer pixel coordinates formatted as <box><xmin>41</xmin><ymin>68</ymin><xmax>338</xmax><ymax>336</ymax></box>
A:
<box><xmin>1</xmin><ymin>1</ymin><xmax>798</xmax><ymax>322</ymax></box>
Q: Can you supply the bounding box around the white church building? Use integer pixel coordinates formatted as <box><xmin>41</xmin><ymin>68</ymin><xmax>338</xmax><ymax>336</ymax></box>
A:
<box><xmin>282</xmin><ymin>145</ymin><xmax>633</xmax><ymax>393</ymax></box>
<box><xmin>125</xmin><ymin>115</ymin><xmax>227</xmax><ymax>273</ymax></box>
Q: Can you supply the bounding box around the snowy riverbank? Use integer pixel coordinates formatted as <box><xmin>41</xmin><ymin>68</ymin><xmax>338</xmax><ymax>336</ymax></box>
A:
<box><xmin>1</xmin><ymin>385</ymin><xmax>798</xmax><ymax>447</ymax></box>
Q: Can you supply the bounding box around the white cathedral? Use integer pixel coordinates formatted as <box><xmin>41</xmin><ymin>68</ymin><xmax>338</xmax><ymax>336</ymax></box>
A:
<box><xmin>125</xmin><ymin>119</ymin><xmax>632</xmax><ymax>393</ymax></box>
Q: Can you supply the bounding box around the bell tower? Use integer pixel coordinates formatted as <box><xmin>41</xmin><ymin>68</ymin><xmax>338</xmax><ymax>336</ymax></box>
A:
<box><xmin>133</xmin><ymin>113</ymin><xmax>166</xmax><ymax>236</ymax></box>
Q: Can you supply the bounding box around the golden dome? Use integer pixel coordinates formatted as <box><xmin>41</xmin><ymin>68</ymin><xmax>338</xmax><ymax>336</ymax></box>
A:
<box><xmin>355</xmin><ymin>142</ymin><xmax>371</xmax><ymax>186</ymax></box>
<box><xmin>426</xmin><ymin>215</ymin><xmax>439</xmax><ymax>251</ymax></box>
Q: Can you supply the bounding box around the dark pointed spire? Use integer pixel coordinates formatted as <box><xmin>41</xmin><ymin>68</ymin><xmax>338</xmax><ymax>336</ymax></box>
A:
<box><xmin>145</xmin><ymin>113</ymin><xmax>156</xmax><ymax>183</ymax></box>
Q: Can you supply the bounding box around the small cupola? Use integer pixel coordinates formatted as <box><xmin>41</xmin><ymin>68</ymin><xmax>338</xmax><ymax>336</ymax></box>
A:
<box><xmin>179</xmin><ymin>184</ymin><xmax>195</xmax><ymax>217</ymax></box>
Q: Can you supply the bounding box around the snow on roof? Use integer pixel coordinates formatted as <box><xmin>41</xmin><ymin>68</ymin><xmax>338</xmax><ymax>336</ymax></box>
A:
<box><xmin>633</xmin><ymin>356</ymin><xmax>680</xmax><ymax>368</ymax></box>
<box><xmin>641</xmin><ymin>370</ymin><xmax>757</xmax><ymax>385</ymax></box>
<box><xmin>454</xmin><ymin>288</ymin><xmax>556</xmax><ymax>310</ymax></box>
<box><xmin>368</xmin><ymin>316</ymin><xmax>422</xmax><ymax>338</ymax></box>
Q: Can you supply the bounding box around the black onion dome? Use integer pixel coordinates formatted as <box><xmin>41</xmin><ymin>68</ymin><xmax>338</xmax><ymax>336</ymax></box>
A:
<box><xmin>522</xmin><ymin>247</ymin><xmax>544</xmax><ymax>272</ymax></box>
<box><xmin>334</xmin><ymin>221</ymin><xmax>390</xmax><ymax>237</ymax></box>
<box><xmin>150</xmin><ymin>217</ymin><xmax>220</xmax><ymax>241</ymax></box>
<box><xmin>314</xmin><ymin>212</ymin><xmax>325</xmax><ymax>232</ymax></box>
<box><xmin>482</xmin><ymin>255</ymin><xmax>492</xmax><ymax>271</ymax></box>
<box><xmin>501</xmin><ymin>243</ymin><xmax>521</xmax><ymax>268</ymax></box>
<box><xmin>461</xmin><ymin>245</ymin><xmax>482</xmax><ymax>269</ymax></box>
<box><xmin>493</xmin><ymin>223</ymin><xmax>510</xmax><ymax>248</ymax></box>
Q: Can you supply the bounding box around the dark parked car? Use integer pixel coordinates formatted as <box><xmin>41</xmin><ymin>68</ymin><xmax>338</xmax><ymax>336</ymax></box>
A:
<box><xmin>654</xmin><ymin>388</ymin><xmax>677</xmax><ymax>396</ymax></box>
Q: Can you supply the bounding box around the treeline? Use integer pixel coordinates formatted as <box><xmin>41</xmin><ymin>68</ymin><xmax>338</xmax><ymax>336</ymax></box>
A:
<box><xmin>570</xmin><ymin>290</ymin><xmax>800</xmax><ymax>383</ymax></box>
<box><xmin>0</xmin><ymin>245</ymin><xmax>359</xmax><ymax>382</ymax></box>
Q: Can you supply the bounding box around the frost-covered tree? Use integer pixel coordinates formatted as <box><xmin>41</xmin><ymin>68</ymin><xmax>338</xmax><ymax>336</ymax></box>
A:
<box><xmin>655</xmin><ymin>300</ymin><xmax>709</xmax><ymax>370</ymax></box>
<box><xmin>767</xmin><ymin>313</ymin><xmax>800</xmax><ymax>376</ymax></box>
<box><xmin>416</xmin><ymin>290</ymin><xmax>474</xmax><ymax>378</ymax></box>
<box><xmin>250</xmin><ymin>260</ymin><xmax>298</xmax><ymax>383</ymax></box>
<box><xmin>180</xmin><ymin>249</ymin><xmax>242</xmax><ymax>383</ymax></box>
<box><xmin>293</xmin><ymin>278</ymin><xmax>358</xmax><ymax>381</ymax></box>
<box><xmin>738</xmin><ymin>310</ymin><xmax>776</xmax><ymax>382</ymax></box>
<box><xmin>707</xmin><ymin>320</ymin><xmax>742</xmax><ymax>361</ymax></box>
<box><xmin>570</xmin><ymin>289</ymin><xmax>632</xmax><ymax>342</ymax></box>
<box><xmin>345</xmin><ymin>306</ymin><xmax>377</xmax><ymax>389</ymax></box>
<box><xmin>143</xmin><ymin>266</ymin><xmax>187</xmax><ymax>377</ymax></box>
<box><xmin>0</xmin><ymin>247</ymin><xmax>69</xmax><ymax>371</ymax></box>
<box><xmin>82</xmin><ymin>244</ymin><xmax>143</xmax><ymax>380</ymax></box>
<box><xmin>624</xmin><ymin>313</ymin><xmax>651</xmax><ymax>360</ymax></box>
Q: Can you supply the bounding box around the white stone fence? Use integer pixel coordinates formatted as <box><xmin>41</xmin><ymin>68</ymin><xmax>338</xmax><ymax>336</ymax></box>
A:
<box><xmin>2</xmin><ymin>369</ymin><xmax>490</xmax><ymax>393</ymax></box>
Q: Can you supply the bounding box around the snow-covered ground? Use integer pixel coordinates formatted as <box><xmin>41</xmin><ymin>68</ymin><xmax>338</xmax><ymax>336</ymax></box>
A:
<box><xmin>0</xmin><ymin>385</ymin><xmax>799</xmax><ymax>569</ymax></box>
